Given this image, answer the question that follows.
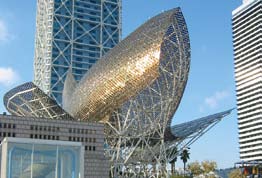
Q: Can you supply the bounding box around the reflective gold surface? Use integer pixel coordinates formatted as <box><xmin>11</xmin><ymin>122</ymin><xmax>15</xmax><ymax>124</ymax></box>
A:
<box><xmin>64</xmin><ymin>9</ymin><xmax>184</xmax><ymax>121</ymax></box>
<box><xmin>105</xmin><ymin>8</ymin><xmax>191</xmax><ymax>147</ymax></box>
<box><xmin>3</xmin><ymin>8</ymin><xmax>191</xmax><ymax>171</ymax></box>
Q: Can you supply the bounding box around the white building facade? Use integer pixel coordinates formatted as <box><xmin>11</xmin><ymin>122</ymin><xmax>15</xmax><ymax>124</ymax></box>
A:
<box><xmin>232</xmin><ymin>0</ymin><xmax>262</xmax><ymax>161</ymax></box>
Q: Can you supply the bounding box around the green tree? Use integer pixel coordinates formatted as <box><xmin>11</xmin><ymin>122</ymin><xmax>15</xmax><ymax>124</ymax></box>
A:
<box><xmin>180</xmin><ymin>148</ymin><xmax>190</xmax><ymax>174</ymax></box>
<box><xmin>170</xmin><ymin>156</ymin><xmax>177</xmax><ymax>175</ymax></box>
<box><xmin>187</xmin><ymin>161</ymin><xmax>202</xmax><ymax>176</ymax></box>
<box><xmin>170</xmin><ymin>175</ymin><xmax>191</xmax><ymax>178</ymax></box>
<box><xmin>228</xmin><ymin>169</ymin><xmax>245</xmax><ymax>178</ymax></box>
<box><xmin>169</xmin><ymin>147</ymin><xmax>178</xmax><ymax>175</ymax></box>
<box><xmin>201</xmin><ymin>160</ymin><xmax>217</xmax><ymax>174</ymax></box>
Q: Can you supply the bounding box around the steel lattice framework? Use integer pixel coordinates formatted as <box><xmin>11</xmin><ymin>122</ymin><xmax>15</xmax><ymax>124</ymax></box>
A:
<box><xmin>63</xmin><ymin>8</ymin><xmax>190</xmax><ymax>122</ymax></box>
<box><xmin>3</xmin><ymin>7</ymin><xmax>233</xmax><ymax>178</ymax></box>
<box><xmin>3</xmin><ymin>83</ymin><xmax>233</xmax><ymax>177</ymax></box>
<box><xmin>3</xmin><ymin>82</ymin><xmax>73</xmax><ymax>120</ymax></box>
<box><xmin>105</xmin><ymin>109</ymin><xmax>233</xmax><ymax>177</ymax></box>
<box><xmin>61</xmin><ymin>8</ymin><xmax>191</xmax><ymax>176</ymax></box>
<box><xmin>102</xmin><ymin>8</ymin><xmax>191</xmax><ymax>176</ymax></box>
<box><xmin>34</xmin><ymin>0</ymin><xmax>122</xmax><ymax>104</ymax></box>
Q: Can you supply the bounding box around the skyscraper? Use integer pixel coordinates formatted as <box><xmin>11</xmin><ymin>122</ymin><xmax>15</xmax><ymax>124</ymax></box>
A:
<box><xmin>34</xmin><ymin>0</ymin><xmax>122</xmax><ymax>104</ymax></box>
<box><xmin>232</xmin><ymin>0</ymin><xmax>262</xmax><ymax>161</ymax></box>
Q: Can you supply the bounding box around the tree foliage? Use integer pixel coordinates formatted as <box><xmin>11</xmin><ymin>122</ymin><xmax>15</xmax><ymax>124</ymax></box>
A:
<box><xmin>187</xmin><ymin>160</ymin><xmax>218</xmax><ymax>177</ymax></box>
<box><xmin>201</xmin><ymin>160</ymin><xmax>217</xmax><ymax>173</ymax></box>
<box><xmin>170</xmin><ymin>175</ymin><xmax>191</xmax><ymax>178</ymax></box>
<box><xmin>187</xmin><ymin>161</ymin><xmax>203</xmax><ymax>176</ymax></box>
<box><xmin>228</xmin><ymin>169</ymin><xmax>245</xmax><ymax>178</ymax></box>
<box><xmin>180</xmin><ymin>148</ymin><xmax>190</xmax><ymax>173</ymax></box>
<box><xmin>180</xmin><ymin>149</ymin><xmax>190</xmax><ymax>164</ymax></box>
<box><xmin>169</xmin><ymin>147</ymin><xmax>178</xmax><ymax>174</ymax></box>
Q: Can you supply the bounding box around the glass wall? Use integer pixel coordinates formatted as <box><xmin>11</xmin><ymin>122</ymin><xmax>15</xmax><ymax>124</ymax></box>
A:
<box><xmin>0</xmin><ymin>138</ymin><xmax>83</xmax><ymax>178</ymax></box>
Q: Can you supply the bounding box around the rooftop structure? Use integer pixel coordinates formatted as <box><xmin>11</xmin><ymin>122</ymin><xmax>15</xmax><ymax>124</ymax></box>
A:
<box><xmin>232</xmin><ymin>0</ymin><xmax>262</xmax><ymax>161</ymax></box>
<box><xmin>33</xmin><ymin>0</ymin><xmax>122</xmax><ymax>104</ymax></box>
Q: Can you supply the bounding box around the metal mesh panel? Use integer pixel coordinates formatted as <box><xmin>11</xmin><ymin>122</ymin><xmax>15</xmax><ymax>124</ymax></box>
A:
<box><xmin>4</xmin><ymin>82</ymin><xmax>73</xmax><ymax>120</ymax></box>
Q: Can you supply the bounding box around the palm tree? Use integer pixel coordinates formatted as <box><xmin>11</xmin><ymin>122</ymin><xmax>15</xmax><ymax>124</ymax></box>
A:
<box><xmin>169</xmin><ymin>147</ymin><xmax>178</xmax><ymax>175</ymax></box>
<box><xmin>170</xmin><ymin>156</ymin><xmax>177</xmax><ymax>175</ymax></box>
<box><xmin>180</xmin><ymin>148</ymin><xmax>190</xmax><ymax>175</ymax></box>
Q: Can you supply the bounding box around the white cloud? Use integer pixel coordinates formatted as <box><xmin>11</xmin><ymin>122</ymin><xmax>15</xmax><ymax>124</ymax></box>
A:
<box><xmin>0</xmin><ymin>19</ymin><xmax>11</xmax><ymax>42</ymax></box>
<box><xmin>0</xmin><ymin>67</ymin><xmax>19</xmax><ymax>86</ymax></box>
<box><xmin>204</xmin><ymin>90</ymin><xmax>230</xmax><ymax>109</ymax></box>
<box><xmin>0</xmin><ymin>18</ymin><xmax>15</xmax><ymax>43</ymax></box>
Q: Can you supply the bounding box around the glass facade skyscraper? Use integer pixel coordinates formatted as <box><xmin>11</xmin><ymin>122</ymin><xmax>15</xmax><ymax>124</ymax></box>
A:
<box><xmin>232</xmin><ymin>0</ymin><xmax>262</xmax><ymax>161</ymax></box>
<box><xmin>34</xmin><ymin>0</ymin><xmax>122</xmax><ymax>104</ymax></box>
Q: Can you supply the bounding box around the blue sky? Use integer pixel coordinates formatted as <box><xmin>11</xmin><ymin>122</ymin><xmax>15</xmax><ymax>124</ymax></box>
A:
<box><xmin>0</xmin><ymin>0</ymin><xmax>242</xmax><ymax>169</ymax></box>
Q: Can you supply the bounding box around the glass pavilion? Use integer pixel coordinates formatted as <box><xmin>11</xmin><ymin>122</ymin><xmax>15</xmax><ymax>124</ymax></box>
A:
<box><xmin>0</xmin><ymin>137</ymin><xmax>84</xmax><ymax>178</ymax></box>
